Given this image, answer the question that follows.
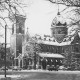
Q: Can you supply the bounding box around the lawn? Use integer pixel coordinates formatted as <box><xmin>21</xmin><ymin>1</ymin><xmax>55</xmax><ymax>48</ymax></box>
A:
<box><xmin>0</xmin><ymin>70</ymin><xmax>80</xmax><ymax>80</ymax></box>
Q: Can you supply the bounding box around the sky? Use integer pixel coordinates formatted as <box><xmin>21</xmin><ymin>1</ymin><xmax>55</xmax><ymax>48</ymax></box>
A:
<box><xmin>22</xmin><ymin>0</ymin><xmax>67</xmax><ymax>36</ymax></box>
<box><xmin>0</xmin><ymin>0</ymin><xmax>73</xmax><ymax>44</ymax></box>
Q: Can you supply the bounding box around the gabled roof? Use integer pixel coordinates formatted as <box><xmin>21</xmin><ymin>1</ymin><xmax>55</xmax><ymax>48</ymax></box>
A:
<box><xmin>71</xmin><ymin>33</ymin><xmax>80</xmax><ymax>44</ymax></box>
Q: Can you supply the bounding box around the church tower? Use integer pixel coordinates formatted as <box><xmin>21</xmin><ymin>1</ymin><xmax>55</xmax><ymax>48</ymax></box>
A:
<box><xmin>10</xmin><ymin>14</ymin><xmax>26</xmax><ymax>59</ymax></box>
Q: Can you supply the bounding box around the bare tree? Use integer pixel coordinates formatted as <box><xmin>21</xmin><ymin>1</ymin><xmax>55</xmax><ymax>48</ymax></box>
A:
<box><xmin>0</xmin><ymin>0</ymin><xmax>27</xmax><ymax>37</ymax></box>
<box><xmin>47</xmin><ymin>0</ymin><xmax>80</xmax><ymax>7</ymax></box>
<box><xmin>47</xmin><ymin>0</ymin><xmax>80</xmax><ymax>39</ymax></box>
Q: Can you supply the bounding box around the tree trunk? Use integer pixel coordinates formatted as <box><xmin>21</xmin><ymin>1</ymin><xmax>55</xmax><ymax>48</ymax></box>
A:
<box><xmin>34</xmin><ymin>52</ymin><xmax>36</xmax><ymax>69</ymax></box>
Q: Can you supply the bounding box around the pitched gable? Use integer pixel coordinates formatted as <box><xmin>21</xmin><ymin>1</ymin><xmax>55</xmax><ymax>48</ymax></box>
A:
<box><xmin>71</xmin><ymin>33</ymin><xmax>80</xmax><ymax>44</ymax></box>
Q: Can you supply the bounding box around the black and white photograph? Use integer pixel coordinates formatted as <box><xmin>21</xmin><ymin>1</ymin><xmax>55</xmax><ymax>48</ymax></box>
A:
<box><xmin>0</xmin><ymin>0</ymin><xmax>80</xmax><ymax>80</ymax></box>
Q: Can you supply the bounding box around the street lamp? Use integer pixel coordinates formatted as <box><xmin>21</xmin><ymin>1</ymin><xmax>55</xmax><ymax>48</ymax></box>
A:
<box><xmin>4</xmin><ymin>25</ymin><xmax>7</xmax><ymax>78</ymax></box>
<box><xmin>0</xmin><ymin>18</ymin><xmax>8</xmax><ymax>78</ymax></box>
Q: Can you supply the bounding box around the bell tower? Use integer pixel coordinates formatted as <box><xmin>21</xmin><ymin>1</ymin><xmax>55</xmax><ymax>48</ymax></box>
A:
<box><xmin>10</xmin><ymin>14</ymin><xmax>26</xmax><ymax>59</ymax></box>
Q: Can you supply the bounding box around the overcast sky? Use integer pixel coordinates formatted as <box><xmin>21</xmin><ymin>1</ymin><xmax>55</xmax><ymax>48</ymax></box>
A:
<box><xmin>23</xmin><ymin>0</ymin><xmax>67</xmax><ymax>36</ymax></box>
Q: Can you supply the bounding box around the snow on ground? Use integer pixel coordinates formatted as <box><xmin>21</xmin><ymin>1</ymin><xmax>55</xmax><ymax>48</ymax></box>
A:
<box><xmin>0</xmin><ymin>75</ymin><xmax>21</xmax><ymax>78</ymax></box>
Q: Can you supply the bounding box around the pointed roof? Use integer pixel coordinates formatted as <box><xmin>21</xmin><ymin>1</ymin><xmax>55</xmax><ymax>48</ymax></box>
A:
<box><xmin>26</xmin><ymin>27</ymin><xmax>30</xmax><ymax>42</ymax></box>
<box><xmin>71</xmin><ymin>33</ymin><xmax>80</xmax><ymax>44</ymax></box>
<box><xmin>51</xmin><ymin>14</ymin><xmax>67</xmax><ymax>27</ymax></box>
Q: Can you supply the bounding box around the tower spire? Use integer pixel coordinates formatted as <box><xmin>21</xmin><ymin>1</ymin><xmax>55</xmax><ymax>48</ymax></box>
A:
<box><xmin>57</xmin><ymin>4</ymin><xmax>60</xmax><ymax>15</ymax></box>
<box><xmin>26</xmin><ymin>27</ymin><xmax>30</xmax><ymax>42</ymax></box>
<box><xmin>27</xmin><ymin>27</ymin><xmax>29</xmax><ymax>33</ymax></box>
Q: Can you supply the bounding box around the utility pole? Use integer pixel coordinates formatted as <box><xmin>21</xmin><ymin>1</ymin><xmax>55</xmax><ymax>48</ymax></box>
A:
<box><xmin>5</xmin><ymin>25</ymin><xmax>7</xmax><ymax>78</ymax></box>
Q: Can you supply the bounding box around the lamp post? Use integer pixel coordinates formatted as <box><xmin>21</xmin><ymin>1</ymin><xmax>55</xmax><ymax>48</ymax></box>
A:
<box><xmin>4</xmin><ymin>25</ymin><xmax>7</xmax><ymax>78</ymax></box>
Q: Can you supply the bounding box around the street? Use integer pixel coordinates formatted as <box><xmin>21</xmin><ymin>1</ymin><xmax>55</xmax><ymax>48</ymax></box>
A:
<box><xmin>0</xmin><ymin>70</ymin><xmax>80</xmax><ymax>80</ymax></box>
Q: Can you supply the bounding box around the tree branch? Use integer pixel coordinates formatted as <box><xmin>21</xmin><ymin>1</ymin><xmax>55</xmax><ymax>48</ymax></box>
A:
<box><xmin>47</xmin><ymin>0</ymin><xmax>80</xmax><ymax>7</ymax></box>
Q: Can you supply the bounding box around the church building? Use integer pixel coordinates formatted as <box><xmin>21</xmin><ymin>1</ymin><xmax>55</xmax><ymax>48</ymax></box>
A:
<box><xmin>10</xmin><ymin>13</ymin><xmax>80</xmax><ymax>70</ymax></box>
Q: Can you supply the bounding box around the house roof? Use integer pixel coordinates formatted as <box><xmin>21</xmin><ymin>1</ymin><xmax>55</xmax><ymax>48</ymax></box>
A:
<box><xmin>38</xmin><ymin>53</ymin><xmax>64</xmax><ymax>58</ymax></box>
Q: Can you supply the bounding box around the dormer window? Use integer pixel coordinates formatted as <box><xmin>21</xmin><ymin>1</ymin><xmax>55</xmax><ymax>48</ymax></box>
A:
<box><xmin>56</xmin><ymin>22</ymin><xmax>67</xmax><ymax>26</ymax></box>
<box><xmin>56</xmin><ymin>21</ymin><xmax>62</xmax><ymax>26</ymax></box>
